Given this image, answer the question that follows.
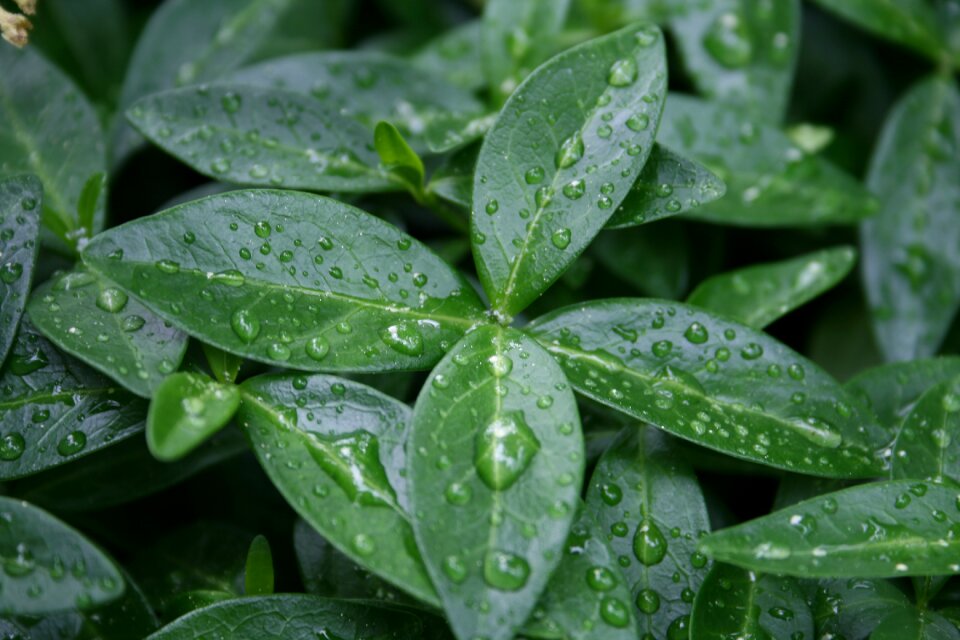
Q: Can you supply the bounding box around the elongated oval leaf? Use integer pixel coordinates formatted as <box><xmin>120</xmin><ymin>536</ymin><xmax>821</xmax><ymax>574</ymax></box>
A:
<box><xmin>409</xmin><ymin>325</ymin><xmax>584</xmax><ymax>640</ymax></box>
<box><xmin>145</xmin><ymin>595</ymin><xmax>421</xmax><ymax>639</ymax></box>
<box><xmin>687</xmin><ymin>246</ymin><xmax>857</xmax><ymax>329</ymax></box>
<box><xmin>861</xmin><ymin>75</ymin><xmax>960</xmax><ymax>363</ymax></box>
<box><xmin>690</xmin><ymin>564</ymin><xmax>812</xmax><ymax>640</ymax></box>
<box><xmin>473</xmin><ymin>24</ymin><xmax>667</xmax><ymax>318</ymax></box>
<box><xmin>147</xmin><ymin>372</ymin><xmax>240</xmax><ymax>462</ymax></box>
<box><xmin>812</xmin><ymin>577</ymin><xmax>912</xmax><ymax>640</ymax></box>
<box><xmin>128</xmin><ymin>85</ymin><xmax>396</xmax><ymax>193</ymax></box>
<box><xmin>700</xmin><ymin>479</ymin><xmax>960</xmax><ymax>577</ymax></box>
<box><xmin>657</xmin><ymin>94</ymin><xmax>877</xmax><ymax>226</ymax></box>
<box><xmin>872</xmin><ymin>608</ymin><xmax>960</xmax><ymax>640</ymax></box>
<box><xmin>603</xmin><ymin>144</ymin><xmax>726</xmax><ymax>229</ymax></box>
<box><xmin>592</xmin><ymin>222</ymin><xmax>690</xmax><ymax>298</ymax></box>
<box><xmin>412</xmin><ymin>20</ymin><xmax>485</xmax><ymax>92</ymax></box>
<box><xmin>0</xmin><ymin>497</ymin><xmax>123</xmax><ymax>615</ymax></box>
<box><xmin>586</xmin><ymin>426</ymin><xmax>711</xmax><ymax>638</ymax></box>
<box><xmin>527</xmin><ymin>299</ymin><xmax>881</xmax><ymax>477</ymax></box>
<box><xmin>891</xmin><ymin>376</ymin><xmax>960</xmax><ymax>486</ymax></box>
<box><xmin>0</xmin><ymin>175</ymin><xmax>41</xmax><ymax>365</ymax></box>
<box><xmin>0</xmin><ymin>321</ymin><xmax>146</xmax><ymax>480</ymax></box>
<box><xmin>82</xmin><ymin>190</ymin><xmax>485</xmax><ymax>373</ymax></box>
<box><xmin>28</xmin><ymin>269</ymin><xmax>188</xmax><ymax>398</ymax></box>
<box><xmin>0</xmin><ymin>46</ymin><xmax>106</xmax><ymax>247</ymax></box>
<box><xmin>239</xmin><ymin>373</ymin><xmax>438</xmax><ymax>606</ymax></box>
<box><xmin>671</xmin><ymin>0</ymin><xmax>801</xmax><ymax>123</ymax></box>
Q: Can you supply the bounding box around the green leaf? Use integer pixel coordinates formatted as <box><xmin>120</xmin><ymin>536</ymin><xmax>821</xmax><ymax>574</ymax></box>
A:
<box><xmin>686</xmin><ymin>246</ymin><xmax>857</xmax><ymax>329</ymax></box>
<box><xmin>412</xmin><ymin>20</ymin><xmax>485</xmax><ymax>92</ymax></box>
<box><xmin>244</xmin><ymin>535</ymin><xmax>274</xmax><ymax>596</ymax></box>
<box><xmin>700</xmin><ymin>479</ymin><xmax>960</xmax><ymax>577</ymax></box>
<box><xmin>522</xmin><ymin>504</ymin><xmax>638</xmax><ymax>640</ymax></box>
<box><xmin>671</xmin><ymin>0</ymin><xmax>801</xmax><ymax>123</ymax></box>
<box><xmin>0</xmin><ymin>46</ymin><xmax>106</xmax><ymax>249</ymax></box>
<box><xmin>128</xmin><ymin>85</ymin><xmax>397</xmax><ymax>193</ymax></box>
<box><xmin>82</xmin><ymin>189</ymin><xmax>485</xmax><ymax>373</ymax></box>
<box><xmin>812</xmin><ymin>577</ymin><xmax>912</xmax><ymax>640</ymax></box>
<box><xmin>145</xmin><ymin>595</ymin><xmax>422</xmax><ymax>639</ymax></box>
<box><xmin>28</xmin><ymin>268</ymin><xmax>188</xmax><ymax>398</ymax></box>
<box><xmin>409</xmin><ymin>325</ymin><xmax>584</xmax><ymax>640</ymax></box>
<box><xmin>427</xmin><ymin>144</ymin><xmax>477</xmax><ymax>212</ymax></box>
<box><xmin>238</xmin><ymin>373</ymin><xmax>438</xmax><ymax>606</ymax></box>
<box><xmin>861</xmin><ymin>75</ymin><xmax>960</xmax><ymax>362</ymax></box>
<box><xmin>657</xmin><ymin>94</ymin><xmax>877</xmax><ymax>226</ymax></box>
<box><xmin>201</xmin><ymin>343</ymin><xmax>244</xmax><ymax>384</ymax></box>
<box><xmin>375</xmin><ymin>122</ymin><xmax>426</xmax><ymax>200</ymax></box>
<box><xmin>0</xmin><ymin>321</ymin><xmax>146</xmax><ymax>481</ymax></box>
<box><xmin>473</xmin><ymin>24</ymin><xmax>667</xmax><ymax>318</ymax></box>
<box><xmin>0</xmin><ymin>497</ymin><xmax>123</xmax><ymax>615</ymax></box>
<box><xmin>147</xmin><ymin>372</ymin><xmax>240</xmax><ymax>462</ymax></box>
<box><xmin>592</xmin><ymin>222</ymin><xmax>690</xmax><ymax>299</ymax></box>
<box><xmin>76</xmin><ymin>173</ymin><xmax>106</xmax><ymax>240</ymax></box>
<box><xmin>0</xmin><ymin>175</ymin><xmax>41</xmax><ymax>365</ymax></box>
<box><xmin>112</xmin><ymin>0</ymin><xmax>302</xmax><ymax>165</ymax></box>
<box><xmin>891</xmin><ymin>376</ymin><xmax>960</xmax><ymax>486</ymax></box>
<box><xmin>585</xmin><ymin>426</ymin><xmax>711</xmax><ymax>638</ymax></box>
<box><xmin>226</xmin><ymin>50</ymin><xmax>485</xmax><ymax>154</ymax></box>
<box><xmin>603</xmin><ymin>144</ymin><xmax>726</xmax><ymax>229</ymax></box>
<box><xmin>527</xmin><ymin>299</ymin><xmax>881</xmax><ymax>478</ymax></box>
<box><xmin>872</xmin><ymin>608</ymin><xmax>960</xmax><ymax>640</ymax></box>
<box><xmin>578</xmin><ymin>0</ymin><xmax>697</xmax><ymax>29</ymax></box>
<box><xmin>481</xmin><ymin>0</ymin><xmax>572</xmax><ymax>104</ymax></box>
<box><xmin>690</xmin><ymin>564</ymin><xmax>813</xmax><ymax>640</ymax></box>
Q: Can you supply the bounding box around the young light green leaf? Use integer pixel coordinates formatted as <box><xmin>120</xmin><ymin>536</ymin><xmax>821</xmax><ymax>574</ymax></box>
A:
<box><xmin>76</xmin><ymin>173</ymin><xmax>106</xmax><ymax>240</ymax></box>
<box><xmin>671</xmin><ymin>0</ymin><xmax>801</xmax><ymax>123</ymax></box>
<box><xmin>128</xmin><ymin>85</ymin><xmax>397</xmax><ymax>193</ymax></box>
<box><xmin>82</xmin><ymin>190</ymin><xmax>485</xmax><ymax>373</ymax></box>
<box><xmin>592</xmin><ymin>221</ymin><xmax>690</xmax><ymax>299</ymax></box>
<box><xmin>147</xmin><ymin>372</ymin><xmax>240</xmax><ymax>462</ymax></box>
<box><xmin>244</xmin><ymin>535</ymin><xmax>274</xmax><ymax>597</ymax></box>
<box><xmin>891</xmin><ymin>375</ymin><xmax>960</xmax><ymax>486</ymax></box>
<box><xmin>375</xmin><ymin>121</ymin><xmax>426</xmax><ymax>200</ymax></box>
<box><xmin>481</xmin><ymin>0</ymin><xmax>571</xmax><ymax>104</ymax></box>
<box><xmin>812</xmin><ymin>577</ymin><xmax>912</xmax><ymax>640</ymax></box>
<box><xmin>145</xmin><ymin>595</ymin><xmax>422</xmax><ymax>639</ymax></box>
<box><xmin>527</xmin><ymin>299</ymin><xmax>881</xmax><ymax>478</ymax></box>
<box><xmin>473</xmin><ymin>24</ymin><xmax>667</xmax><ymax>318</ymax></box>
<box><xmin>0</xmin><ymin>175</ymin><xmax>41</xmax><ymax>365</ymax></box>
<box><xmin>861</xmin><ymin>75</ymin><xmax>960</xmax><ymax>363</ymax></box>
<box><xmin>28</xmin><ymin>269</ymin><xmax>188</xmax><ymax>398</ymax></box>
<box><xmin>112</xmin><ymin>0</ymin><xmax>300</xmax><ymax>165</ymax></box>
<box><xmin>522</xmin><ymin>504</ymin><xmax>638</xmax><ymax>640</ymax></box>
<box><xmin>687</xmin><ymin>246</ymin><xmax>857</xmax><ymax>329</ymax></box>
<box><xmin>239</xmin><ymin>373</ymin><xmax>439</xmax><ymax>606</ymax></box>
<box><xmin>0</xmin><ymin>497</ymin><xmax>124</xmax><ymax>615</ymax></box>
<box><xmin>201</xmin><ymin>343</ymin><xmax>244</xmax><ymax>384</ymax></box>
<box><xmin>700</xmin><ymin>479</ymin><xmax>960</xmax><ymax>577</ymax></box>
<box><xmin>872</xmin><ymin>608</ymin><xmax>960</xmax><ymax>640</ymax></box>
<box><xmin>0</xmin><ymin>46</ymin><xmax>106</xmax><ymax>249</ymax></box>
<box><xmin>657</xmin><ymin>95</ymin><xmax>877</xmax><ymax>226</ymax></box>
<box><xmin>0</xmin><ymin>321</ymin><xmax>146</xmax><ymax>481</ymax></box>
<box><xmin>690</xmin><ymin>564</ymin><xmax>813</xmax><ymax>640</ymax></box>
<box><xmin>412</xmin><ymin>20</ymin><xmax>485</xmax><ymax>92</ymax></box>
<box><xmin>603</xmin><ymin>144</ymin><xmax>726</xmax><ymax>229</ymax></box>
<box><xmin>409</xmin><ymin>325</ymin><xmax>584</xmax><ymax>640</ymax></box>
<box><xmin>585</xmin><ymin>426</ymin><xmax>711</xmax><ymax>638</ymax></box>
<box><xmin>226</xmin><ymin>50</ymin><xmax>485</xmax><ymax>154</ymax></box>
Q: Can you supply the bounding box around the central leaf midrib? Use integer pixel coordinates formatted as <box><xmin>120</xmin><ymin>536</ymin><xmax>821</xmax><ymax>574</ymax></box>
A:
<box><xmin>0</xmin><ymin>387</ymin><xmax>116</xmax><ymax>411</ymax></box>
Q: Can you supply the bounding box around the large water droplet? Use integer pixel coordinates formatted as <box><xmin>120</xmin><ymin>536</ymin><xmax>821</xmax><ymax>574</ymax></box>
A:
<box><xmin>483</xmin><ymin>550</ymin><xmax>530</xmax><ymax>591</ymax></box>
<box><xmin>95</xmin><ymin>288</ymin><xmax>128</xmax><ymax>313</ymax></box>
<box><xmin>379</xmin><ymin>323</ymin><xmax>424</xmax><ymax>357</ymax></box>
<box><xmin>306</xmin><ymin>430</ymin><xmax>398</xmax><ymax>508</ymax></box>
<box><xmin>551</xmin><ymin>228</ymin><xmax>572</xmax><ymax>250</ymax></box>
<box><xmin>57</xmin><ymin>431</ymin><xmax>87</xmax><ymax>457</ymax></box>
<box><xmin>703</xmin><ymin>12</ymin><xmax>753</xmax><ymax>68</ymax></box>
<box><xmin>0</xmin><ymin>433</ymin><xmax>25</xmax><ymax>461</ymax></box>
<box><xmin>599</xmin><ymin>596</ymin><xmax>630</xmax><ymax>627</ymax></box>
<box><xmin>0</xmin><ymin>262</ymin><xmax>23</xmax><ymax>284</ymax></box>
<box><xmin>607</xmin><ymin>58</ymin><xmax>638</xmax><ymax>87</ymax></box>
<box><xmin>632</xmin><ymin>518</ymin><xmax>667</xmax><ymax>566</ymax></box>
<box><xmin>305</xmin><ymin>336</ymin><xmax>330</xmax><ymax>361</ymax></box>
<box><xmin>555</xmin><ymin>132</ymin><xmax>585</xmax><ymax>169</ymax></box>
<box><xmin>636</xmin><ymin>588</ymin><xmax>661</xmax><ymax>614</ymax></box>
<box><xmin>231</xmin><ymin>309</ymin><xmax>260</xmax><ymax>343</ymax></box>
<box><xmin>474</xmin><ymin>411</ymin><xmax>540</xmax><ymax>491</ymax></box>
<box><xmin>586</xmin><ymin>566</ymin><xmax>617</xmax><ymax>591</ymax></box>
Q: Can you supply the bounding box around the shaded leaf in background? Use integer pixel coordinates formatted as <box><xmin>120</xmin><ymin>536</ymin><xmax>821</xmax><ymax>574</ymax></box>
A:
<box><xmin>201</xmin><ymin>344</ymin><xmax>244</xmax><ymax>385</ymax></box>
<box><xmin>412</xmin><ymin>20</ymin><xmax>485</xmax><ymax>92</ymax></box>
<box><xmin>687</xmin><ymin>246</ymin><xmax>857</xmax><ymax>329</ymax></box>
<box><xmin>861</xmin><ymin>75</ymin><xmax>960</xmax><ymax>363</ymax></box>
<box><xmin>586</xmin><ymin>426</ymin><xmax>710</xmax><ymax>638</ymax></box>
<box><xmin>812</xmin><ymin>577</ymin><xmax>912</xmax><ymax>640</ymax></box>
<box><xmin>244</xmin><ymin>535</ymin><xmax>274</xmax><ymax>596</ymax></box>
<box><xmin>527</xmin><ymin>299</ymin><xmax>881</xmax><ymax>477</ymax></box>
<box><xmin>592</xmin><ymin>221</ymin><xmax>690</xmax><ymax>299</ymax></box>
<box><xmin>147</xmin><ymin>372</ymin><xmax>240</xmax><ymax>462</ymax></box>
<box><xmin>82</xmin><ymin>190</ymin><xmax>485</xmax><ymax>373</ymax></box>
<box><xmin>872</xmin><ymin>608</ymin><xmax>960</xmax><ymax>640</ymax></box>
<box><xmin>891</xmin><ymin>375</ymin><xmax>960</xmax><ymax>485</ymax></box>
<box><xmin>28</xmin><ymin>269</ymin><xmax>188</xmax><ymax>398</ymax></box>
<box><xmin>409</xmin><ymin>325</ymin><xmax>584</xmax><ymax>640</ymax></box>
<box><xmin>0</xmin><ymin>175</ymin><xmax>41</xmax><ymax>365</ymax></box>
<box><xmin>473</xmin><ymin>24</ymin><xmax>667</xmax><ymax>317</ymax></box>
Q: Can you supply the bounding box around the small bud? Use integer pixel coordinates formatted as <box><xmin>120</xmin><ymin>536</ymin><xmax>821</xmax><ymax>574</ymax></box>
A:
<box><xmin>0</xmin><ymin>8</ymin><xmax>32</xmax><ymax>48</ymax></box>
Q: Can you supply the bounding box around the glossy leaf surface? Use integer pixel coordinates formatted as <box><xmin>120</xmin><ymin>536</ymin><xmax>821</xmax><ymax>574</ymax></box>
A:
<box><xmin>527</xmin><ymin>299</ymin><xmax>881</xmax><ymax>477</ymax></box>
<box><xmin>687</xmin><ymin>246</ymin><xmax>857</xmax><ymax>329</ymax></box>
<box><xmin>700</xmin><ymin>479</ymin><xmax>960</xmax><ymax>577</ymax></box>
<box><xmin>0</xmin><ymin>175</ymin><xmax>41</xmax><ymax>365</ymax></box>
<box><xmin>82</xmin><ymin>190</ymin><xmax>485</xmax><ymax>373</ymax></box>
<box><xmin>147</xmin><ymin>372</ymin><xmax>240</xmax><ymax>461</ymax></box>
<box><xmin>0</xmin><ymin>321</ymin><xmax>146</xmax><ymax>480</ymax></box>
<box><xmin>473</xmin><ymin>24</ymin><xmax>667</xmax><ymax>317</ymax></box>
<box><xmin>239</xmin><ymin>373</ymin><xmax>438</xmax><ymax>606</ymax></box>
<box><xmin>0</xmin><ymin>497</ymin><xmax>123</xmax><ymax>615</ymax></box>
<box><xmin>861</xmin><ymin>76</ymin><xmax>960</xmax><ymax>363</ymax></box>
<box><xmin>374</xmin><ymin>122</ymin><xmax>425</xmax><ymax>199</ymax></box>
<box><xmin>872</xmin><ymin>608</ymin><xmax>960</xmax><ymax>640</ymax></box>
<box><xmin>657</xmin><ymin>95</ymin><xmax>876</xmax><ymax>226</ymax></box>
<box><xmin>586</xmin><ymin>427</ymin><xmax>711</xmax><ymax>638</ymax></box>
<box><xmin>28</xmin><ymin>269</ymin><xmax>188</xmax><ymax>398</ymax></box>
<box><xmin>409</xmin><ymin>325</ymin><xmax>584</xmax><ymax>640</ymax></box>
<box><xmin>891</xmin><ymin>376</ymin><xmax>960</xmax><ymax>485</ymax></box>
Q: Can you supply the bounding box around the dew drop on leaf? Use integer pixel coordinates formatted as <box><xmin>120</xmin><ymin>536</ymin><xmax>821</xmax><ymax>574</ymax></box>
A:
<box><xmin>633</xmin><ymin>518</ymin><xmax>667</xmax><ymax>566</ymax></box>
<box><xmin>483</xmin><ymin>550</ymin><xmax>530</xmax><ymax>591</ymax></box>
<box><xmin>95</xmin><ymin>288</ymin><xmax>128</xmax><ymax>313</ymax></box>
<box><xmin>474</xmin><ymin>411</ymin><xmax>540</xmax><ymax>491</ymax></box>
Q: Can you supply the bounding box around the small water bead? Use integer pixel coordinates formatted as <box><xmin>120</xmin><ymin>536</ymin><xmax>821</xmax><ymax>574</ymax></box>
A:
<box><xmin>155</xmin><ymin>260</ymin><xmax>180</xmax><ymax>274</ymax></box>
<box><xmin>636</xmin><ymin>588</ymin><xmax>661</xmax><ymax>614</ymax></box>
<box><xmin>690</xmin><ymin>551</ymin><xmax>708</xmax><ymax>568</ymax></box>
<box><xmin>586</xmin><ymin>566</ymin><xmax>617</xmax><ymax>591</ymax></box>
<box><xmin>597</xmin><ymin>124</ymin><xmax>613</xmax><ymax>139</ymax></box>
<box><xmin>740</xmin><ymin>343</ymin><xmax>764</xmax><ymax>360</ymax></box>
<box><xmin>600</xmin><ymin>482</ymin><xmax>623</xmax><ymax>506</ymax></box>
<box><xmin>443</xmin><ymin>555</ymin><xmax>467</xmax><ymax>583</ymax></box>
<box><xmin>665</xmin><ymin>199</ymin><xmax>682</xmax><ymax>212</ymax></box>
<box><xmin>4</xmin><ymin>543</ymin><xmax>35</xmax><ymax>577</ymax></box>
<box><xmin>231</xmin><ymin>309</ymin><xmax>260</xmax><ymax>343</ymax></box>
<box><xmin>535</xmin><ymin>186</ymin><xmax>554</xmax><ymax>208</ymax></box>
<box><xmin>121</xmin><ymin>315</ymin><xmax>145</xmax><ymax>332</ymax></box>
<box><xmin>536</xmin><ymin>395</ymin><xmax>554</xmax><ymax>409</ymax></box>
<box><xmin>0</xmin><ymin>433</ymin><xmax>25</xmax><ymax>461</ymax></box>
<box><xmin>607</xmin><ymin>57</ymin><xmax>638</xmax><ymax>87</ymax></box>
<box><xmin>769</xmin><ymin>607</ymin><xmax>795</xmax><ymax>621</ymax></box>
<box><xmin>787</xmin><ymin>363</ymin><xmax>805</xmax><ymax>381</ymax></box>
<box><xmin>221</xmin><ymin>91</ymin><xmax>242</xmax><ymax>113</ymax></box>
<box><xmin>684</xmin><ymin>322</ymin><xmax>709</xmax><ymax>344</ymax></box>
<box><xmin>652</xmin><ymin>340</ymin><xmax>673</xmax><ymax>358</ymax></box>
<box><xmin>210</xmin><ymin>158</ymin><xmax>231</xmax><ymax>174</ymax></box>
<box><xmin>626</xmin><ymin>113</ymin><xmax>650</xmax><ymax>131</ymax></box>
<box><xmin>485</xmin><ymin>200</ymin><xmax>499</xmax><ymax>215</ymax></box>
<box><xmin>821</xmin><ymin>498</ymin><xmax>838</xmax><ymax>514</ymax></box>
<box><xmin>600</xmin><ymin>596</ymin><xmax>631</xmax><ymax>628</ymax></box>
<box><xmin>894</xmin><ymin>493</ymin><xmax>912</xmax><ymax>509</ymax></box>
<box><xmin>352</xmin><ymin>533</ymin><xmax>375</xmax><ymax>557</ymax></box>
<box><xmin>551</xmin><ymin>228</ymin><xmax>572</xmax><ymax>250</ymax></box>
<box><xmin>556</xmin><ymin>132</ymin><xmax>585</xmax><ymax>169</ymax></box>
<box><xmin>0</xmin><ymin>262</ymin><xmax>23</xmax><ymax>284</ymax></box>
<box><xmin>525</xmin><ymin>166</ymin><xmax>545</xmax><ymax>184</ymax></box>
<box><xmin>57</xmin><ymin>431</ymin><xmax>87</xmax><ymax>456</ymax></box>
<box><xmin>597</xmin><ymin>196</ymin><xmax>613</xmax><ymax>209</ymax></box>
<box><xmin>267</xmin><ymin>343</ymin><xmax>291</xmax><ymax>361</ymax></box>
<box><xmin>943</xmin><ymin>392</ymin><xmax>960</xmax><ymax>413</ymax></box>
<box><xmin>667</xmin><ymin>616</ymin><xmax>691</xmax><ymax>640</ymax></box>
<box><xmin>95</xmin><ymin>288</ymin><xmax>128</xmax><ymax>313</ymax></box>
<box><xmin>562</xmin><ymin>180</ymin><xmax>585</xmax><ymax>200</ymax></box>
<box><xmin>444</xmin><ymin>481</ymin><xmax>472</xmax><ymax>506</ymax></box>
<box><xmin>483</xmin><ymin>550</ymin><xmax>530</xmax><ymax>591</ymax></box>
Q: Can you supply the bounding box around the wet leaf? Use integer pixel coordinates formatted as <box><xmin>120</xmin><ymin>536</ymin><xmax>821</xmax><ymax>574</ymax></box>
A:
<box><xmin>375</xmin><ymin>122</ymin><xmax>425</xmax><ymax>199</ymax></box>
<box><xmin>201</xmin><ymin>344</ymin><xmax>244</xmax><ymax>384</ymax></box>
<box><xmin>147</xmin><ymin>372</ymin><xmax>240</xmax><ymax>462</ymax></box>
<box><xmin>0</xmin><ymin>175</ymin><xmax>41</xmax><ymax>365</ymax></box>
<box><xmin>412</xmin><ymin>20</ymin><xmax>485</xmax><ymax>92</ymax></box>
<box><xmin>409</xmin><ymin>325</ymin><xmax>584</xmax><ymax>640</ymax></box>
<box><xmin>812</xmin><ymin>577</ymin><xmax>912</xmax><ymax>640</ymax></box>
<box><xmin>872</xmin><ymin>608</ymin><xmax>960</xmax><ymax>640</ymax></box>
<box><xmin>891</xmin><ymin>375</ymin><xmax>960</xmax><ymax>486</ymax></box>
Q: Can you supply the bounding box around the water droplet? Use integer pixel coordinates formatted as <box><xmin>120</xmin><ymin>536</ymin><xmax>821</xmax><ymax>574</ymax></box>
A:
<box><xmin>607</xmin><ymin>57</ymin><xmax>638</xmax><ymax>87</ymax></box>
<box><xmin>221</xmin><ymin>92</ymin><xmax>242</xmax><ymax>113</ymax></box>
<box><xmin>769</xmin><ymin>606</ymin><xmax>794</xmax><ymax>620</ymax></box>
<box><xmin>668</xmin><ymin>616</ymin><xmax>691</xmax><ymax>640</ymax></box>
<box><xmin>57</xmin><ymin>431</ymin><xmax>86</xmax><ymax>456</ymax></box>
<box><xmin>487</xmin><ymin>354</ymin><xmax>513</xmax><ymax>377</ymax></box>
<box><xmin>636</xmin><ymin>588</ymin><xmax>661</xmax><ymax>614</ymax></box>
<box><xmin>443</xmin><ymin>555</ymin><xmax>467</xmax><ymax>583</ymax></box>
<box><xmin>0</xmin><ymin>433</ymin><xmax>25</xmax><ymax>461</ymax></box>
<box><xmin>121</xmin><ymin>315</ymin><xmax>145</xmax><ymax>332</ymax></box>
<box><xmin>652</xmin><ymin>340</ymin><xmax>673</xmax><ymax>358</ymax></box>
<box><xmin>599</xmin><ymin>596</ymin><xmax>630</xmax><ymax>627</ymax></box>
<box><xmin>626</xmin><ymin>113</ymin><xmax>650</xmax><ymax>131</ymax></box>
<box><xmin>556</xmin><ymin>132</ymin><xmax>585</xmax><ymax>169</ymax></box>
<box><xmin>4</xmin><ymin>544</ymin><xmax>35</xmax><ymax>577</ymax></box>
<box><xmin>474</xmin><ymin>411</ymin><xmax>540</xmax><ymax>491</ymax></box>
<box><xmin>562</xmin><ymin>180</ymin><xmax>585</xmax><ymax>200</ymax></box>
<box><xmin>95</xmin><ymin>288</ymin><xmax>128</xmax><ymax>313</ymax></box>
<box><xmin>525</xmin><ymin>166</ymin><xmax>545</xmax><ymax>184</ymax></box>
<box><xmin>485</xmin><ymin>199</ymin><xmax>499</xmax><ymax>215</ymax></box>
<box><xmin>305</xmin><ymin>336</ymin><xmax>330</xmax><ymax>361</ymax></box>
<box><xmin>155</xmin><ymin>259</ymin><xmax>180</xmax><ymax>274</ymax></box>
<box><xmin>352</xmin><ymin>533</ymin><xmax>375</xmax><ymax>557</ymax></box>
<box><xmin>703</xmin><ymin>12</ymin><xmax>753</xmax><ymax>68</ymax></box>
<box><xmin>600</xmin><ymin>482</ymin><xmax>623</xmax><ymax>506</ymax></box>
<box><xmin>633</xmin><ymin>519</ymin><xmax>667</xmax><ymax>566</ymax></box>
<box><xmin>943</xmin><ymin>392</ymin><xmax>960</xmax><ymax>413</ymax></box>
<box><xmin>379</xmin><ymin>323</ymin><xmax>424</xmax><ymax>357</ymax></box>
<box><xmin>445</xmin><ymin>481</ymin><xmax>472</xmax><ymax>506</ymax></box>
<box><xmin>740</xmin><ymin>343</ymin><xmax>764</xmax><ymax>360</ymax></box>
<box><xmin>267</xmin><ymin>343</ymin><xmax>291</xmax><ymax>361</ymax></box>
<box><xmin>483</xmin><ymin>550</ymin><xmax>530</xmax><ymax>591</ymax></box>
<box><xmin>684</xmin><ymin>322</ymin><xmax>709</xmax><ymax>344</ymax></box>
<box><xmin>306</xmin><ymin>430</ymin><xmax>398</xmax><ymax>507</ymax></box>
<box><xmin>791</xmin><ymin>416</ymin><xmax>842</xmax><ymax>448</ymax></box>
<box><xmin>586</xmin><ymin>566</ymin><xmax>616</xmax><ymax>591</ymax></box>
<box><xmin>895</xmin><ymin>493</ymin><xmax>911</xmax><ymax>509</ymax></box>
<box><xmin>0</xmin><ymin>262</ymin><xmax>22</xmax><ymax>284</ymax></box>
<box><xmin>231</xmin><ymin>309</ymin><xmax>260</xmax><ymax>343</ymax></box>
<box><xmin>551</xmin><ymin>228</ymin><xmax>572</xmax><ymax>249</ymax></box>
